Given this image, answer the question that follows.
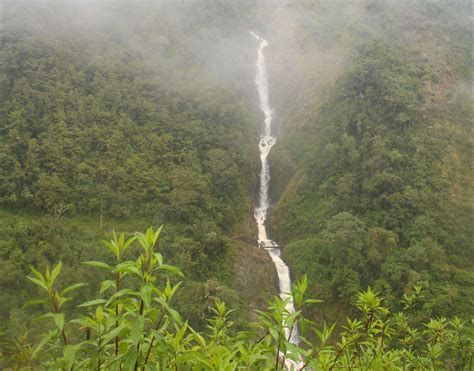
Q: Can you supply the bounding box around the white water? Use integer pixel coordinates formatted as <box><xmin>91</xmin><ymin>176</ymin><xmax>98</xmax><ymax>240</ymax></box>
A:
<box><xmin>250</xmin><ymin>32</ymin><xmax>301</xmax><ymax>353</ymax></box>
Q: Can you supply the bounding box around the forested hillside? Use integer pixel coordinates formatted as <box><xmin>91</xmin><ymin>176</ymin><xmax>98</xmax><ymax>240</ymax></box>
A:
<box><xmin>268</xmin><ymin>0</ymin><xmax>473</xmax><ymax>322</ymax></box>
<box><xmin>0</xmin><ymin>36</ymin><xmax>255</xmax><ymax>224</ymax></box>
<box><xmin>0</xmin><ymin>0</ymin><xmax>472</xmax><ymax>369</ymax></box>
<box><xmin>0</xmin><ymin>0</ymin><xmax>272</xmax><ymax>340</ymax></box>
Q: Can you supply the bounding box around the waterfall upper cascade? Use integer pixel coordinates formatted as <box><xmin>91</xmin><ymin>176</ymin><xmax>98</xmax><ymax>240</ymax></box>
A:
<box><xmin>250</xmin><ymin>32</ymin><xmax>300</xmax><ymax>348</ymax></box>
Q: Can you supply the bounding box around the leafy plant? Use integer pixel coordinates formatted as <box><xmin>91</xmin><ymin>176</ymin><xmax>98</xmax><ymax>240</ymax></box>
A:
<box><xmin>2</xmin><ymin>227</ymin><xmax>471</xmax><ymax>370</ymax></box>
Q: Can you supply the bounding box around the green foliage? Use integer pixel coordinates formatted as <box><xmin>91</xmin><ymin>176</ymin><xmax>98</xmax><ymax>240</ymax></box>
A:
<box><xmin>273</xmin><ymin>38</ymin><xmax>474</xmax><ymax>319</ymax></box>
<box><xmin>0</xmin><ymin>4</ymin><xmax>259</xmax><ymax>335</ymax></box>
<box><xmin>0</xmin><ymin>32</ymin><xmax>256</xmax><ymax>229</ymax></box>
<box><xmin>0</xmin><ymin>208</ymin><xmax>248</xmax><ymax>339</ymax></box>
<box><xmin>1</xmin><ymin>228</ymin><xmax>472</xmax><ymax>369</ymax></box>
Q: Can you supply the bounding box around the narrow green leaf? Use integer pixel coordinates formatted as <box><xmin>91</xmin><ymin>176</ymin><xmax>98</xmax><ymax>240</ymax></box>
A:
<box><xmin>106</xmin><ymin>289</ymin><xmax>133</xmax><ymax>307</ymax></box>
<box><xmin>82</xmin><ymin>261</ymin><xmax>111</xmax><ymax>270</ymax></box>
<box><xmin>29</xmin><ymin>265</ymin><xmax>45</xmax><ymax>281</ymax></box>
<box><xmin>114</xmin><ymin>261</ymin><xmax>140</xmax><ymax>275</ymax></box>
<box><xmin>100</xmin><ymin>280</ymin><xmax>116</xmax><ymax>293</ymax></box>
<box><xmin>62</xmin><ymin>283</ymin><xmax>85</xmax><ymax>295</ymax></box>
<box><xmin>153</xmin><ymin>225</ymin><xmax>163</xmax><ymax>246</ymax></box>
<box><xmin>122</xmin><ymin>349</ymin><xmax>139</xmax><ymax>370</ymax></box>
<box><xmin>25</xmin><ymin>299</ymin><xmax>49</xmax><ymax>307</ymax></box>
<box><xmin>131</xmin><ymin>315</ymin><xmax>145</xmax><ymax>345</ymax></box>
<box><xmin>27</xmin><ymin>276</ymin><xmax>48</xmax><ymax>292</ymax></box>
<box><xmin>54</xmin><ymin>313</ymin><xmax>65</xmax><ymax>331</ymax></box>
<box><xmin>123</xmin><ymin>236</ymin><xmax>137</xmax><ymax>252</ymax></box>
<box><xmin>157</xmin><ymin>264</ymin><xmax>184</xmax><ymax>277</ymax></box>
<box><xmin>95</xmin><ymin>306</ymin><xmax>104</xmax><ymax>323</ymax></box>
<box><xmin>63</xmin><ymin>344</ymin><xmax>75</xmax><ymax>369</ymax></box>
<box><xmin>102</xmin><ymin>237</ymin><xmax>120</xmax><ymax>259</ymax></box>
<box><xmin>50</xmin><ymin>261</ymin><xmax>62</xmax><ymax>284</ymax></box>
<box><xmin>101</xmin><ymin>323</ymin><xmax>128</xmax><ymax>345</ymax></box>
<box><xmin>140</xmin><ymin>284</ymin><xmax>153</xmax><ymax>308</ymax></box>
<box><xmin>78</xmin><ymin>298</ymin><xmax>107</xmax><ymax>307</ymax></box>
<box><xmin>70</xmin><ymin>317</ymin><xmax>99</xmax><ymax>330</ymax></box>
<box><xmin>305</xmin><ymin>299</ymin><xmax>323</xmax><ymax>305</ymax></box>
<box><xmin>153</xmin><ymin>252</ymin><xmax>163</xmax><ymax>266</ymax></box>
<box><xmin>31</xmin><ymin>330</ymin><xmax>56</xmax><ymax>359</ymax></box>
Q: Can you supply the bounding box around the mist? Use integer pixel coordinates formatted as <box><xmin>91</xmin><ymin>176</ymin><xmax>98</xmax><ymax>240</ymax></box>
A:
<box><xmin>4</xmin><ymin>1</ymin><xmax>469</xmax><ymax>121</ymax></box>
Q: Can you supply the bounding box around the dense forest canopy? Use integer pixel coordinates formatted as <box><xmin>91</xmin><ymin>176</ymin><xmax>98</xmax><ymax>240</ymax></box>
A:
<box><xmin>266</xmin><ymin>0</ymin><xmax>473</xmax><ymax>321</ymax></box>
<box><xmin>0</xmin><ymin>0</ymin><xmax>472</xmax><ymax>369</ymax></box>
<box><xmin>0</xmin><ymin>0</ymin><xmax>266</xmax><ymax>341</ymax></box>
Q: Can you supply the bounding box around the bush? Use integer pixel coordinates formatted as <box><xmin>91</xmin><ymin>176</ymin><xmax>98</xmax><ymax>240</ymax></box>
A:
<box><xmin>1</xmin><ymin>227</ymin><xmax>472</xmax><ymax>370</ymax></box>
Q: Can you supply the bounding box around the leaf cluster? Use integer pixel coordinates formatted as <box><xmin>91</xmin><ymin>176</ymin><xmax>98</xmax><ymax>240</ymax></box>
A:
<box><xmin>2</xmin><ymin>227</ymin><xmax>472</xmax><ymax>370</ymax></box>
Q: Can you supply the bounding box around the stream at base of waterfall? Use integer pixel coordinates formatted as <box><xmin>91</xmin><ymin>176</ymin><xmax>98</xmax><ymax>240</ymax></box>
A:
<box><xmin>251</xmin><ymin>32</ymin><xmax>302</xmax><ymax>369</ymax></box>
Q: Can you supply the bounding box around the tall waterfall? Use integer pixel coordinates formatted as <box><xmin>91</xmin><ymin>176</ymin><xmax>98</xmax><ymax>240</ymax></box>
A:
<box><xmin>250</xmin><ymin>32</ymin><xmax>300</xmax><ymax>348</ymax></box>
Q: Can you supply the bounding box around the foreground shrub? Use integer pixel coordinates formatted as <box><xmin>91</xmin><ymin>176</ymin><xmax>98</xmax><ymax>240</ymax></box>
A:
<box><xmin>2</xmin><ymin>227</ymin><xmax>472</xmax><ymax>370</ymax></box>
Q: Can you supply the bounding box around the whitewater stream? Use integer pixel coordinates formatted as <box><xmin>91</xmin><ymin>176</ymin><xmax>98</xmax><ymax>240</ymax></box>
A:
<box><xmin>251</xmin><ymin>32</ymin><xmax>301</xmax><ymax>362</ymax></box>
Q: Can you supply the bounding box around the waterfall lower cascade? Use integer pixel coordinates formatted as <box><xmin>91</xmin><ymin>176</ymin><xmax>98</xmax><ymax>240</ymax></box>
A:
<box><xmin>251</xmin><ymin>32</ymin><xmax>301</xmax><ymax>366</ymax></box>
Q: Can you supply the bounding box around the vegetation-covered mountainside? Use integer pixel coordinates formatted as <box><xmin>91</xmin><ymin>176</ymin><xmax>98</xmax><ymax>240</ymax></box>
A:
<box><xmin>268</xmin><ymin>0</ymin><xmax>473</xmax><ymax>321</ymax></box>
<box><xmin>0</xmin><ymin>36</ymin><xmax>255</xmax><ymax>224</ymax></box>
<box><xmin>0</xmin><ymin>0</ymin><xmax>472</xmax><ymax>368</ymax></box>
<box><xmin>0</xmin><ymin>1</ymin><xmax>276</xmax><ymax>339</ymax></box>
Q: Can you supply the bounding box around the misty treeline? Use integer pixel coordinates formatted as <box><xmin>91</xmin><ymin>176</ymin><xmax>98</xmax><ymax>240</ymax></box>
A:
<box><xmin>0</xmin><ymin>0</ymin><xmax>473</xmax><ymax>369</ymax></box>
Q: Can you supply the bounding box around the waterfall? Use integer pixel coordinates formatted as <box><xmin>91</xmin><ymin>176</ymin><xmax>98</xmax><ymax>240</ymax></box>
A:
<box><xmin>250</xmin><ymin>32</ymin><xmax>300</xmax><ymax>352</ymax></box>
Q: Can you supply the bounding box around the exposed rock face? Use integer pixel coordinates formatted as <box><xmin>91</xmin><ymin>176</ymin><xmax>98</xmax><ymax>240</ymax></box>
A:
<box><xmin>233</xmin><ymin>241</ymin><xmax>278</xmax><ymax>317</ymax></box>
